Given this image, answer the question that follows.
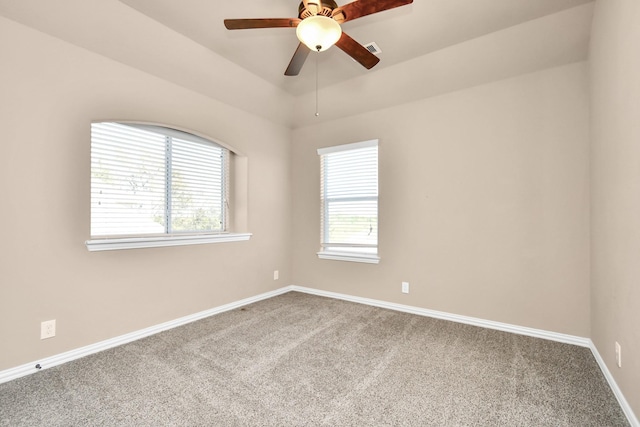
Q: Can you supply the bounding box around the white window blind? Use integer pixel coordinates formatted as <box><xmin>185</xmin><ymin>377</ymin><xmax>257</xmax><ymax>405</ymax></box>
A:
<box><xmin>318</xmin><ymin>140</ymin><xmax>379</xmax><ymax>262</ymax></box>
<box><xmin>91</xmin><ymin>122</ymin><xmax>228</xmax><ymax>238</ymax></box>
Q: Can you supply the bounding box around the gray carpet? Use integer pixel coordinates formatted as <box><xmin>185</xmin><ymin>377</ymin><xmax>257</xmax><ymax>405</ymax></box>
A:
<box><xmin>0</xmin><ymin>292</ymin><xmax>629</xmax><ymax>426</ymax></box>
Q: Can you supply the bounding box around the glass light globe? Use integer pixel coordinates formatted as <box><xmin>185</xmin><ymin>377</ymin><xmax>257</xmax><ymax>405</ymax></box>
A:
<box><xmin>296</xmin><ymin>15</ymin><xmax>342</xmax><ymax>52</ymax></box>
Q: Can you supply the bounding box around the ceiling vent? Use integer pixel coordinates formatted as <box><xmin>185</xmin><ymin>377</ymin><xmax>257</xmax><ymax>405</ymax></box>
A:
<box><xmin>363</xmin><ymin>42</ymin><xmax>382</xmax><ymax>55</ymax></box>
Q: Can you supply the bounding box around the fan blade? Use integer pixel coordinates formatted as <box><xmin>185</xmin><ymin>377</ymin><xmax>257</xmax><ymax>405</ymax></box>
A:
<box><xmin>224</xmin><ymin>18</ymin><xmax>301</xmax><ymax>30</ymax></box>
<box><xmin>335</xmin><ymin>32</ymin><xmax>380</xmax><ymax>69</ymax></box>
<box><xmin>335</xmin><ymin>0</ymin><xmax>413</xmax><ymax>23</ymax></box>
<box><xmin>285</xmin><ymin>43</ymin><xmax>311</xmax><ymax>76</ymax></box>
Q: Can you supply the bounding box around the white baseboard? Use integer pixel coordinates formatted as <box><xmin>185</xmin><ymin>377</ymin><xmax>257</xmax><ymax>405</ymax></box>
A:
<box><xmin>290</xmin><ymin>285</ymin><xmax>590</xmax><ymax>347</ymax></box>
<box><xmin>0</xmin><ymin>286</ymin><xmax>291</xmax><ymax>385</ymax></box>
<box><xmin>2</xmin><ymin>284</ymin><xmax>637</xmax><ymax>427</ymax></box>
<box><xmin>589</xmin><ymin>341</ymin><xmax>639</xmax><ymax>427</ymax></box>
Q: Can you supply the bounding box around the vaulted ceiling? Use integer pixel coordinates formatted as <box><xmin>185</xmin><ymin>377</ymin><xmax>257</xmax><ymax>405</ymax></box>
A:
<box><xmin>0</xmin><ymin>0</ymin><xmax>594</xmax><ymax>127</ymax></box>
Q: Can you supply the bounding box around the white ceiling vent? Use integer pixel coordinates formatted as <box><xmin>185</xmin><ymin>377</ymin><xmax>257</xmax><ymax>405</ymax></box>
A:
<box><xmin>363</xmin><ymin>42</ymin><xmax>382</xmax><ymax>55</ymax></box>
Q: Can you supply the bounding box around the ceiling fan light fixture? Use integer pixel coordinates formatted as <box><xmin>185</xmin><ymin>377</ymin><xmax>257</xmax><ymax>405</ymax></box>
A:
<box><xmin>296</xmin><ymin>15</ymin><xmax>342</xmax><ymax>52</ymax></box>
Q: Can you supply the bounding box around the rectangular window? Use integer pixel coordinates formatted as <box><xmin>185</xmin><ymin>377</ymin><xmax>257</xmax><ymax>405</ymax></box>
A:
<box><xmin>317</xmin><ymin>140</ymin><xmax>379</xmax><ymax>264</ymax></box>
<box><xmin>90</xmin><ymin>122</ymin><xmax>228</xmax><ymax>239</ymax></box>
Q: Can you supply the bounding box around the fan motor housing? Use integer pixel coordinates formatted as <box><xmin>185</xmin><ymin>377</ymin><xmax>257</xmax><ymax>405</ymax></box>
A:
<box><xmin>298</xmin><ymin>1</ymin><xmax>339</xmax><ymax>19</ymax></box>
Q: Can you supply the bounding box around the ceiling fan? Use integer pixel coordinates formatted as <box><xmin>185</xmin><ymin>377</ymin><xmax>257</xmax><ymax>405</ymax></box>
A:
<box><xmin>224</xmin><ymin>0</ymin><xmax>414</xmax><ymax>76</ymax></box>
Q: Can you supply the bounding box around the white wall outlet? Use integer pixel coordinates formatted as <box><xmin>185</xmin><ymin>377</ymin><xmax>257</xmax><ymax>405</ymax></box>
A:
<box><xmin>402</xmin><ymin>282</ymin><xmax>409</xmax><ymax>294</ymax></box>
<box><xmin>615</xmin><ymin>341</ymin><xmax>622</xmax><ymax>368</ymax></box>
<box><xmin>273</xmin><ymin>270</ymin><xmax>279</xmax><ymax>280</ymax></box>
<box><xmin>41</xmin><ymin>320</ymin><xmax>56</xmax><ymax>340</ymax></box>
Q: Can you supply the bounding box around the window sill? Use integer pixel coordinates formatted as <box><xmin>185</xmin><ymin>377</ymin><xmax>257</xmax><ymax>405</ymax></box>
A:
<box><xmin>86</xmin><ymin>233</ymin><xmax>252</xmax><ymax>252</ymax></box>
<box><xmin>317</xmin><ymin>251</ymin><xmax>380</xmax><ymax>264</ymax></box>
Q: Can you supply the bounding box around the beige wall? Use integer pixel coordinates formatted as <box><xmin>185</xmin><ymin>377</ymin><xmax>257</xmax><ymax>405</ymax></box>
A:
<box><xmin>292</xmin><ymin>63</ymin><xmax>591</xmax><ymax>337</ymax></box>
<box><xmin>3</xmin><ymin>6</ymin><xmax>637</xmax><ymax>419</ymax></box>
<box><xmin>0</xmin><ymin>17</ymin><xmax>291</xmax><ymax>370</ymax></box>
<box><xmin>590</xmin><ymin>0</ymin><xmax>640</xmax><ymax>416</ymax></box>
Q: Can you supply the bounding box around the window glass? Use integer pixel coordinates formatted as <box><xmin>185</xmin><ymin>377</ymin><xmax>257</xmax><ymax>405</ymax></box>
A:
<box><xmin>91</xmin><ymin>122</ymin><xmax>228</xmax><ymax>237</ymax></box>
<box><xmin>318</xmin><ymin>140</ymin><xmax>378</xmax><ymax>258</ymax></box>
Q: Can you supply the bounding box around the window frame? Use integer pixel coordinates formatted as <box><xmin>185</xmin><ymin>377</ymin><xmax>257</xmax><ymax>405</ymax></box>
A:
<box><xmin>317</xmin><ymin>139</ymin><xmax>380</xmax><ymax>264</ymax></box>
<box><xmin>86</xmin><ymin>122</ymin><xmax>251</xmax><ymax>251</ymax></box>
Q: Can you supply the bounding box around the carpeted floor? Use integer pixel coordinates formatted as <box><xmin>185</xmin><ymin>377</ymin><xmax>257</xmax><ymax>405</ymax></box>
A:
<box><xmin>0</xmin><ymin>292</ymin><xmax>630</xmax><ymax>426</ymax></box>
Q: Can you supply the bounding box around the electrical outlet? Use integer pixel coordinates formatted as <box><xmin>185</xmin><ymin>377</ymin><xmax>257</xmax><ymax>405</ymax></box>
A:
<box><xmin>41</xmin><ymin>320</ymin><xmax>56</xmax><ymax>340</ymax></box>
<box><xmin>615</xmin><ymin>342</ymin><xmax>622</xmax><ymax>368</ymax></box>
<box><xmin>402</xmin><ymin>282</ymin><xmax>409</xmax><ymax>294</ymax></box>
<box><xmin>273</xmin><ymin>270</ymin><xmax>279</xmax><ymax>280</ymax></box>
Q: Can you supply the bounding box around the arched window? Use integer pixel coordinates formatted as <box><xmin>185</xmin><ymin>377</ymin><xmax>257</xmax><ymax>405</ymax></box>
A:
<box><xmin>87</xmin><ymin>122</ymin><xmax>250</xmax><ymax>251</ymax></box>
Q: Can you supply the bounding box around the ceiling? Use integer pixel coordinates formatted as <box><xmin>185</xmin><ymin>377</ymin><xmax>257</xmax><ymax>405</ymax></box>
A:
<box><xmin>0</xmin><ymin>0</ymin><xmax>595</xmax><ymax>127</ymax></box>
<box><xmin>119</xmin><ymin>0</ymin><xmax>593</xmax><ymax>96</ymax></box>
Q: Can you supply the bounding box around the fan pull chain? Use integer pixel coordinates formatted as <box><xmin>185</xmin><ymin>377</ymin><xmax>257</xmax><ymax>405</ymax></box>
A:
<box><xmin>315</xmin><ymin>46</ymin><xmax>320</xmax><ymax>117</ymax></box>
